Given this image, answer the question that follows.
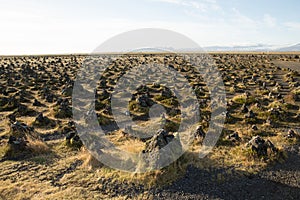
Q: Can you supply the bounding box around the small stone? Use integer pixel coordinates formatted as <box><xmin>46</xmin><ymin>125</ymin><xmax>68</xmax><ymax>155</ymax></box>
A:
<box><xmin>193</xmin><ymin>125</ymin><xmax>206</xmax><ymax>139</ymax></box>
<box><xmin>66</xmin><ymin>131</ymin><xmax>76</xmax><ymax>141</ymax></box>
<box><xmin>8</xmin><ymin>114</ymin><xmax>16</xmax><ymax>123</ymax></box>
<box><xmin>36</xmin><ymin>113</ymin><xmax>44</xmax><ymax>123</ymax></box>
<box><xmin>251</xmin><ymin>125</ymin><xmax>258</xmax><ymax>131</ymax></box>
<box><xmin>245</xmin><ymin>110</ymin><xmax>256</xmax><ymax>118</ymax></box>
<box><xmin>161</xmin><ymin>88</ymin><xmax>172</xmax><ymax>99</ymax></box>
<box><xmin>227</xmin><ymin>132</ymin><xmax>240</xmax><ymax>142</ymax></box>
<box><xmin>241</xmin><ymin>104</ymin><xmax>249</xmax><ymax>113</ymax></box>
<box><xmin>125</xmin><ymin>110</ymin><xmax>130</xmax><ymax>116</ymax></box>
<box><xmin>33</xmin><ymin>99</ymin><xmax>42</xmax><ymax>106</ymax></box>
<box><xmin>285</xmin><ymin>129</ymin><xmax>297</xmax><ymax>138</ymax></box>
<box><xmin>136</xmin><ymin>94</ymin><xmax>152</xmax><ymax>107</ymax></box>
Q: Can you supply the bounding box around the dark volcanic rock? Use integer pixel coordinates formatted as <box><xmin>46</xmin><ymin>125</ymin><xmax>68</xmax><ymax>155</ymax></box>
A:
<box><xmin>5</xmin><ymin>135</ymin><xmax>28</xmax><ymax>159</ymax></box>
<box><xmin>8</xmin><ymin>114</ymin><xmax>16</xmax><ymax>123</ymax></box>
<box><xmin>251</xmin><ymin>125</ymin><xmax>258</xmax><ymax>131</ymax></box>
<box><xmin>10</xmin><ymin>121</ymin><xmax>34</xmax><ymax>137</ymax></box>
<box><xmin>66</xmin><ymin>131</ymin><xmax>76</xmax><ymax>140</ymax></box>
<box><xmin>245</xmin><ymin>110</ymin><xmax>256</xmax><ymax>119</ymax></box>
<box><xmin>161</xmin><ymin>88</ymin><xmax>173</xmax><ymax>99</ymax></box>
<box><xmin>144</xmin><ymin>129</ymin><xmax>170</xmax><ymax>151</ymax></box>
<box><xmin>13</xmin><ymin>104</ymin><xmax>37</xmax><ymax>117</ymax></box>
<box><xmin>227</xmin><ymin>132</ymin><xmax>241</xmax><ymax>142</ymax></box>
<box><xmin>285</xmin><ymin>129</ymin><xmax>299</xmax><ymax>139</ymax></box>
<box><xmin>241</xmin><ymin>104</ymin><xmax>249</xmax><ymax>113</ymax></box>
<box><xmin>246</xmin><ymin>136</ymin><xmax>277</xmax><ymax>157</ymax></box>
<box><xmin>54</xmin><ymin>98</ymin><xmax>72</xmax><ymax>118</ymax></box>
<box><xmin>65</xmin><ymin>131</ymin><xmax>82</xmax><ymax>148</ymax></box>
<box><xmin>193</xmin><ymin>125</ymin><xmax>206</xmax><ymax>139</ymax></box>
<box><xmin>136</xmin><ymin>94</ymin><xmax>153</xmax><ymax>107</ymax></box>
<box><xmin>3</xmin><ymin>121</ymin><xmax>39</xmax><ymax>159</ymax></box>
<box><xmin>33</xmin><ymin>113</ymin><xmax>55</xmax><ymax>127</ymax></box>
<box><xmin>61</xmin><ymin>85</ymin><xmax>73</xmax><ymax>97</ymax></box>
<box><xmin>7</xmin><ymin>135</ymin><xmax>27</xmax><ymax>149</ymax></box>
<box><xmin>143</xmin><ymin>129</ymin><xmax>182</xmax><ymax>168</ymax></box>
<box><xmin>33</xmin><ymin>99</ymin><xmax>43</xmax><ymax>106</ymax></box>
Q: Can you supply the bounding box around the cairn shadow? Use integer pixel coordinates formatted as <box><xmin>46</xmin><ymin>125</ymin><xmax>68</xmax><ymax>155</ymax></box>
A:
<box><xmin>160</xmin><ymin>148</ymin><xmax>300</xmax><ymax>200</ymax></box>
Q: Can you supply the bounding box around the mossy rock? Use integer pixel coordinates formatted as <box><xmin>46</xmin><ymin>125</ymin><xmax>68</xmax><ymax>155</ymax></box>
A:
<box><xmin>232</xmin><ymin>94</ymin><xmax>256</xmax><ymax>105</ymax></box>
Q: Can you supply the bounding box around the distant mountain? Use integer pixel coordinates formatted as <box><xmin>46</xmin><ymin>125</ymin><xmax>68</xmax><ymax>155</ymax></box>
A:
<box><xmin>203</xmin><ymin>44</ymin><xmax>271</xmax><ymax>52</ymax></box>
<box><xmin>132</xmin><ymin>44</ymin><xmax>300</xmax><ymax>53</ymax></box>
<box><xmin>202</xmin><ymin>43</ymin><xmax>300</xmax><ymax>52</ymax></box>
<box><xmin>276</xmin><ymin>43</ymin><xmax>300</xmax><ymax>52</ymax></box>
<box><xmin>171</xmin><ymin>45</ymin><xmax>269</xmax><ymax>53</ymax></box>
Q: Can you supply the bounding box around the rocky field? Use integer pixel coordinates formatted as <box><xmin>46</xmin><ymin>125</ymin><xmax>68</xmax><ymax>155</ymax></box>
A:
<box><xmin>0</xmin><ymin>53</ymin><xmax>299</xmax><ymax>199</ymax></box>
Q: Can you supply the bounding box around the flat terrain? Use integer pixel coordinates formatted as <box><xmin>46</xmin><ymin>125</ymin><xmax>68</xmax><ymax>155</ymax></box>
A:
<box><xmin>0</xmin><ymin>53</ymin><xmax>299</xmax><ymax>199</ymax></box>
<box><xmin>272</xmin><ymin>60</ymin><xmax>300</xmax><ymax>72</ymax></box>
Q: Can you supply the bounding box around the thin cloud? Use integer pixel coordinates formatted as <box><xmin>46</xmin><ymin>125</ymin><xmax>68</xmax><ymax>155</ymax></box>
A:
<box><xmin>284</xmin><ymin>22</ymin><xmax>300</xmax><ymax>31</ymax></box>
<box><xmin>263</xmin><ymin>14</ymin><xmax>276</xmax><ymax>28</ymax></box>
<box><xmin>151</xmin><ymin>0</ymin><xmax>221</xmax><ymax>12</ymax></box>
<box><xmin>231</xmin><ymin>8</ymin><xmax>258</xmax><ymax>29</ymax></box>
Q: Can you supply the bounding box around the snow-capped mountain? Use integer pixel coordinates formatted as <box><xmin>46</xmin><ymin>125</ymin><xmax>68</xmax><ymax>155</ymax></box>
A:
<box><xmin>202</xmin><ymin>43</ymin><xmax>300</xmax><ymax>52</ymax></box>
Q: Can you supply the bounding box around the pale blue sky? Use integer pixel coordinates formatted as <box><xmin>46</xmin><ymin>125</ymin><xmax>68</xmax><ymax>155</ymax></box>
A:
<box><xmin>0</xmin><ymin>0</ymin><xmax>299</xmax><ymax>54</ymax></box>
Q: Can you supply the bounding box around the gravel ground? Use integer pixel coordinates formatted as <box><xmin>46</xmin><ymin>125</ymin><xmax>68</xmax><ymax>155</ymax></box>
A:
<box><xmin>148</xmin><ymin>145</ymin><xmax>300</xmax><ymax>200</ymax></box>
<box><xmin>272</xmin><ymin>60</ymin><xmax>300</xmax><ymax>72</ymax></box>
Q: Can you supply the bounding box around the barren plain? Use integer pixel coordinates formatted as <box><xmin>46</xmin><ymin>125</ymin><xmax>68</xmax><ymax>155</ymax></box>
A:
<box><xmin>0</xmin><ymin>53</ymin><xmax>299</xmax><ymax>199</ymax></box>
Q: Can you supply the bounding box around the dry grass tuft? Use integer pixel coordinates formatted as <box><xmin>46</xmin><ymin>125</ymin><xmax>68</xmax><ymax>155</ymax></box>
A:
<box><xmin>80</xmin><ymin>148</ymin><xmax>103</xmax><ymax>170</ymax></box>
<box><xmin>26</xmin><ymin>137</ymin><xmax>50</xmax><ymax>155</ymax></box>
<box><xmin>285</xmin><ymin>92</ymin><xmax>297</xmax><ymax>103</ymax></box>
